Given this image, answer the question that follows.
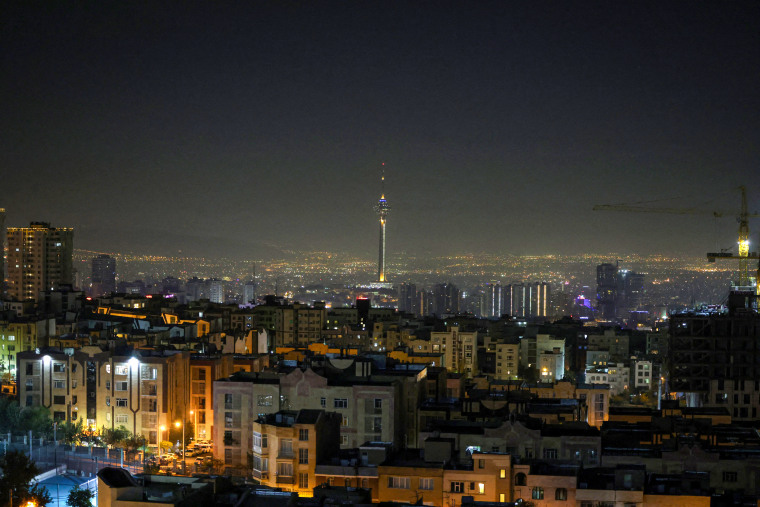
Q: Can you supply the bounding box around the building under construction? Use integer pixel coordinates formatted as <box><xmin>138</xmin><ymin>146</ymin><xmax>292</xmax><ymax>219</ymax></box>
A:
<box><xmin>669</xmin><ymin>291</ymin><xmax>760</xmax><ymax>420</ymax></box>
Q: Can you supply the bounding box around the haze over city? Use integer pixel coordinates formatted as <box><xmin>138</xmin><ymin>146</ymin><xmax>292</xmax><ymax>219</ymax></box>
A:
<box><xmin>3</xmin><ymin>2</ymin><xmax>758</xmax><ymax>260</ymax></box>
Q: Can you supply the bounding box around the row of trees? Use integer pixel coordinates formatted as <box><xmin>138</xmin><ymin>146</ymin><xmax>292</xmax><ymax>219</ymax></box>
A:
<box><xmin>0</xmin><ymin>399</ymin><xmax>158</xmax><ymax>460</ymax></box>
<box><xmin>0</xmin><ymin>398</ymin><xmax>56</xmax><ymax>437</ymax></box>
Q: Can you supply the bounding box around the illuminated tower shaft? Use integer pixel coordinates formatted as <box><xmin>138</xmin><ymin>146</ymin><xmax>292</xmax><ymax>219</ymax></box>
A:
<box><xmin>378</xmin><ymin>214</ymin><xmax>387</xmax><ymax>281</ymax></box>
<box><xmin>375</xmin><ymin>171</ymin><xmax>391</xmax><ymax>282</ymax></box>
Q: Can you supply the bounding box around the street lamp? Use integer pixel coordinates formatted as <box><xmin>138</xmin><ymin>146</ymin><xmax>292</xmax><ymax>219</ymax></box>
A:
<box><xmin>176</xmin><ymin>420</ymin><xmax>184</xmax><ymax>474</ymax></box>
<box><xmin>159</xmin><ymin>425</ymin><xmax>166</xmax><ymax>456</ymax></box>
<box><xmin>189</xmin><ymin>410</ymin><xmax>197</xmax><ymax>442</ymax></box>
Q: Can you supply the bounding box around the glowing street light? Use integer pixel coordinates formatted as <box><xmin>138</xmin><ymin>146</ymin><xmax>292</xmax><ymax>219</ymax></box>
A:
<box><xmin>176</xmin><ymin>420</ymin><xmax>185</xmax><ymax>474</ymax></box>
<box><xmin>160</xmin><ymin>425</ymin><xmax>166</xmax><ymax>456</ymax></box>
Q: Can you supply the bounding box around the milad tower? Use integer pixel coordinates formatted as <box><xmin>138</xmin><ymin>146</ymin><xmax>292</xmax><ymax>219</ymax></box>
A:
<box><xmin>375</xmin><ymin>167</ymin><xmax>391</xmax><ymax>282</ymax></box>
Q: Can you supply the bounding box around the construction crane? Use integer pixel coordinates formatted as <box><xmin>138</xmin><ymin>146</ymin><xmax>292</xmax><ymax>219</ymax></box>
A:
<box><xmin>593</xmin><ymin>186</ymin><xmax>760</xmax><ymax>291</ymax></box>
<box><xmin>706</xmin><ymin>186</ymin><xmax>760</xmax><ymax>292</ymax></box>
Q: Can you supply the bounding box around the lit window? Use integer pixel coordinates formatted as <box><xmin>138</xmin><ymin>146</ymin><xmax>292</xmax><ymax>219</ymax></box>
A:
<box><xmin>388</xmin><ymin>477</ymin><xmax>410</xmax><ymax>489</ymax></box>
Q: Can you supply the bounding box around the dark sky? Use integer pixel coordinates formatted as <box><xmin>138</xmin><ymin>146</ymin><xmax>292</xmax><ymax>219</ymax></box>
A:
<box><xmin>2</xmin><ymin>1</ymin><xmax>759</xmax><ymax>259</ymax></box>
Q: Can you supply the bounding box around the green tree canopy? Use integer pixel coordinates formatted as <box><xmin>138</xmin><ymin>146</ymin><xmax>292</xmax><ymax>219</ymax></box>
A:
<box><xmin>58</xmin><ymin>419</ymin><xmax>86</xmax><ymax>445</ymax></box>
<box><xmin>0</xmin><ymin>398</ymin><xmax>21</xmax><ymax>434</ymax></box>
<box><xmin>101</xmin><ymin>425</ymin><xmax>131</xmax><ymax>448</ymax></box>
<box><xmin>66</xmin><ymin>485</ymin><xmax>94</xmax><ymax>507</ymax></box>
<box><xmin>18</xmin><ymin>406</ymin><xmax>53</xmax><ymax>437</ymax></box>
<box><xmin>124</xmin><ymin>434</ymin><xmax>147</xmax><ymax>460</ymax></box>
<box><xmin>518</xmin><ymin>364</ymin><xmax>539</xmax><ymax>384</ymax></box>
<box><xmin>0</xmin><ymin>450</ymin><xmax>53</xmax><ymax>507</ymax></box>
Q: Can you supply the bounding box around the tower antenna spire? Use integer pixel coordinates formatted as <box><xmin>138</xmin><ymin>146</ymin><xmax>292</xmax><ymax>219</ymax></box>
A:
<box><xmin>381</xmin><ymin>163</ymin><xmax>385</xmax><ymax>199</ymax></box>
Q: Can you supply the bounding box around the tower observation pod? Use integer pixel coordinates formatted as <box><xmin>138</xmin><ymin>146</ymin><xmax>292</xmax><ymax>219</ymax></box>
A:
<box><xmin>375</xmin><ymin>167</ymin><xmax>391</xmax><ymax>282</ymax></box>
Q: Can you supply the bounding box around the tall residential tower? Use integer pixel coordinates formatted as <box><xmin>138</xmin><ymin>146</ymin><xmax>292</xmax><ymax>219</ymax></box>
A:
<box><xmin>0</xmin><ymin>208</ymin><xmax>5</xmax><ymax>297</ymax></box>
<box><xmin>6</xmin><ymin>222</ymin><xmax>74</xmax><ymax>302</ymax></box>
<box><xmin>91</xmin><ymin>254</ymin><xmax>116</xmax><ymax>297</ymax></box>
<box><xmin>375</xmin><ymin>168</ymin><xmax>391</xmax><ymax>282</ymax></box>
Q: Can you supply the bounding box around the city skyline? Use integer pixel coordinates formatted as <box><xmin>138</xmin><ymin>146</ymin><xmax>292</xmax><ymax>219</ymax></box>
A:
<box><xmin>2</xmin><ymin>2</ymin><xmax>759</xmax><ymax>259</ymax></box>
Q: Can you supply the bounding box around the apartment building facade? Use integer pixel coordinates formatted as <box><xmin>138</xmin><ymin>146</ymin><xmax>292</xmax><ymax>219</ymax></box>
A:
<box><xmin>252</xmin><ymin>409</ymin><xmax>341</xmax><ymax>495</ymax></box>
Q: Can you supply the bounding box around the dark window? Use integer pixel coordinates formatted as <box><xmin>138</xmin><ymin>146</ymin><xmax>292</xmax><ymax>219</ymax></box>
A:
<box><xmin>532</xmin><ymin>487</ymin><xmax>544</xmax><ymax>500</ymax></box>
<box><xmin>514</xmin><ymin>473</ymin><xmax>527</xmax><ymax>486</ymax></box>
<box><xmin>53</xmin><ymin>395</ymin><xmax>65</xmax><ymax>405</ymax></box>
<box><xmin>556</xmin><ymin>488</ymin><xmax>567</xmax><ymax>500</ymax></box>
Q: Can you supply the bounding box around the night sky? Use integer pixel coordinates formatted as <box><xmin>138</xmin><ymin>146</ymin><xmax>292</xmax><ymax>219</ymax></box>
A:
<box><xmin>2</xmin><ymin>1</ymin><xmax>758</xmax><ymax>259</ymax></box>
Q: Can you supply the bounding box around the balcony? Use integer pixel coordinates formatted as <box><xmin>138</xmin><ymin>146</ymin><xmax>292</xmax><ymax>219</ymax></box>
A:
<box><xmin>278</xmin><ymin>451</ymin><xmax>294</xmax><ymax>459</ymax></box>
<box><xmin>276</xmin><ymin>475</ymin><xmax>294</xmax><ymax>485</ymax></box>
<box><xmin>252</xmin><ymin>469</ymin><xmax>269</xmax><ymax>480</ymax></box>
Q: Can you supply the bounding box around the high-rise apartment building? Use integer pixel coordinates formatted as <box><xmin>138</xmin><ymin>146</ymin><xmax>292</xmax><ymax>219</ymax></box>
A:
<box><xmin>596</xmin><ymin>263</ymin><xmax>618</xmax><ymax>320</ymax></box>
<box><xmin>0</xmin><ymin>208</ymin><xmax>5</xmax><ymax>297</ymax></box>
<box><xmin>185</xmin><ymin>277</ymin><xmax>205</xmax><ymax>302</ymax></box>
<box><xmin>619</xmin><ymin>270</ymin><xmax>645</xmax><ymax>316</ymax></box>
<box><xmin>430</xmin><ymin>325</ymin><xmax>477</xmax><ymax>377</ymax></box>
<box><xmin>397</xmin><ymin>283</ymin><xmax>417</xmax><ymax>314</ymax></box>
<box><xmin>506</xmin><ymin>282</ymin><xmax>550</xmax><ymax>318</ymax></box>
<box><xmin>485</xmin><ymin>282</ymin><xmax>503</xmax><ymax>318</ymax></box>
<box><xmin>6</xmin><ymin>222</ymin><xmax>74</xmax><ymax>302</ymax></box>
<box><xmin>243</xmin><ymin>281</ymin><xmax>256</xmax><ymax>305</ymax></box>
<box><xmin>91</xmin><ymin>254</ymin><xmax>116</xmax><ymax>297</ymax></box>
<box><xmin>209</xmin><ymin>279</ymin><xmax>224</xmax><ymax>304</ymax></box>
<box><xmin>596</xmin><ymin>264</ymin><xmax>646</xmax><ymax>321</ymax></box>
<box><xmin>432</xmin><ymin>283</ymin><xmax>459</xmax><ymax>316</ymax></box>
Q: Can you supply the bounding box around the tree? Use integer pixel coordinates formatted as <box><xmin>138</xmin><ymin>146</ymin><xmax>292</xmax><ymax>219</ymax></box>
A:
<box><xmin>208</xmin><ymin>457</ymin><xmax>225</xmax><ymax>474</ymax></box>
<box><xmin>561</xmin><ymin>370</ymin><xmax>578</xmax><ymax>385</ymax></box>
<box><xmin>101</xmin><ymin>425</ymin><xmax>131</xmax><ymax>448</ymax></box>
<box><xmin>124</xmin><ymin>434</ymin><xmax>147</xmax><ymax>460</ymax></box>
<box><xmin>0</xmin><ymin>450</ymin><xmax>53</xmax><ymax>507</ymax></box>
<box><xmin>518</xmin><ymin>364</ymin><xmax>539</xmax><ymax>384</ymax></box>
<box><xmin>66</xmin><ymin>485</ymin><xmax>94</xmax><ymax>507</ymax></box>
<box><xmin>0</xmin><ymin>398</ymin><xmax>21</xmax><ymax>434</ymax></box>
<box><xmin>159</xmin><ymin>440</ymin><xmax>173</xmax><ymax>453</ymax></box>
<box><xmin>143</xmin><ymin>461</ymin><xmax>160</xmax><ymax>474</ymax></box>
<box><xmin>18</xmin><ymin>406</ymin><xmax>54</xmax><ymax>437</ymax></box>
<box><xmin>82</xmin><ymin>425</ymin><xmax>100</xmax><ymax>446</ymax></box>
<box><xmin>58</xmin><ymin>419</ymin><xmax>87</xmax><ymax>445</ymax></box>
